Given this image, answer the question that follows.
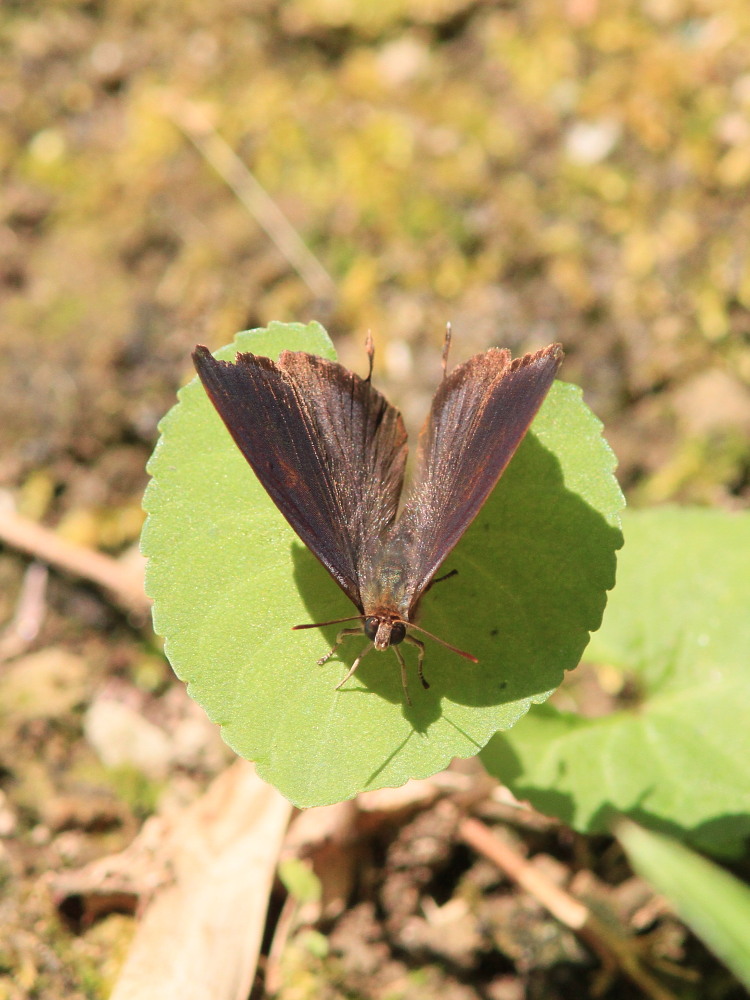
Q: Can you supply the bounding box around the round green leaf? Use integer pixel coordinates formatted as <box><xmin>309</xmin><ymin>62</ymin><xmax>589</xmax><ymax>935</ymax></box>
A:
<box><xmin>482</xmin><ymin>507</ymin><xmax>750</xmax><ymax>857</ymax></box>
<box><xmin>142</xmin><ymin>322</ymin><xmax>623</xmax><ymax>807</ymax></box>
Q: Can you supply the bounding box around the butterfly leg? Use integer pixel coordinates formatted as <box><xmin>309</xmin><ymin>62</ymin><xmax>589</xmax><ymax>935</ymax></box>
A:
<box><xmin>423</xmin><ymin>567</ymin><xmax>458</xmax><ymax>593</ymax></box>
<box><xmin>334</xmin><ymin>641</ymin><xmax>374</xmax><ymax>691</ymax></box>
<box><xmin>317</xmin><ymin>627</ymin><xmax>363</xmax><ymax>666</ymax></box>
<box><xmin>392</xmin><ymin>644</ymin><xmax>412</xmax><ymax>706</ymax></box>
<box><xmin>404</xmin><ymin>634</ymin><xmax>429</xmax><ymax>689</ymax></box>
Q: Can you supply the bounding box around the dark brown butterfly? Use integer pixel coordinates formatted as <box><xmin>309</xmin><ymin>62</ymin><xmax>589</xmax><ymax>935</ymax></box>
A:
<box><xmin>193</xmin><ymin>333</ymin><xmax>563</xmax><ymax>703</ymax></box>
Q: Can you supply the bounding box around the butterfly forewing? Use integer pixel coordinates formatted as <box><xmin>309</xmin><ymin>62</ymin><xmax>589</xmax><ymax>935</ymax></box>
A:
<box><xmin>193</xmin><ymin>346</ymin><xmax>407</xmax><ymax>610</ymax></box>
<box><xmin>386</xmin><ymin>344</ymin><xmax>563</xmax><ymax>615</ymax></box>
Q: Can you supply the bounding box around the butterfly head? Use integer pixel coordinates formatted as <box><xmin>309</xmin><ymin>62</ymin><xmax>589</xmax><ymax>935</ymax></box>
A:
<box><xmin>364</xmin><ymin>613</ymin><xmax>407</xmax><ymax>650</ymax></box>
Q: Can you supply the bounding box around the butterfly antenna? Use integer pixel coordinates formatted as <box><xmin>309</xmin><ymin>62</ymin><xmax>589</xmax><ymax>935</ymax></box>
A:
<box><xmin>408</xmin><ymin>622</ymin><xmax>478</xmax><ymax>663</ymax></box>
<box><xmin>441</xmin><ymin>322</ymin><xmax>452</xmax><ymax>378</ymax></box>
<box><xmin>292</xmin><ymin>615</ymin><xmax>364</xmax><ymax>631</ymax></box>
<box><xmin>364</xmin><ymin>332</ymin><xmax>375</xmax><ymax>382</ymax></box>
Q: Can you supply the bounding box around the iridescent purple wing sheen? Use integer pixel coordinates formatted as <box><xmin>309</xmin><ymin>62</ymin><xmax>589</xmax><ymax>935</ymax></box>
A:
<box><xmin>192</xmin><ymin>346</ymin><xmax>407</xmax><ymax>611</ymax></box>
<box><xmin>384</xmin><ymin>344</ymin><xmax>564</xmax><ymax>616</ymax></box>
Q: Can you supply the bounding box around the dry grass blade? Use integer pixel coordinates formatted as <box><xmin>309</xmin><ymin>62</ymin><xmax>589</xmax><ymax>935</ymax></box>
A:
<box><xmin>166</xmin><ymin>97</ymin><xmax>337</xmax><ymax>303</ymax></box>
<box><xmin>0</xmin><ymin>562</ymin><xmax>48</xmax><ymax>662</ymax></box>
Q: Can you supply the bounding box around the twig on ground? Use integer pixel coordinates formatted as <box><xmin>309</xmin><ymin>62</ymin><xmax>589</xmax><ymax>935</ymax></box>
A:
<box><xmin>459</xmin><ymin>816</ymin><xmax>680</xmax><ymax>1000</ymax></box>
<box><xmin>0</xmin><ymin>496</ymin><xmax>148</xmax><ymax>617</ymax></box>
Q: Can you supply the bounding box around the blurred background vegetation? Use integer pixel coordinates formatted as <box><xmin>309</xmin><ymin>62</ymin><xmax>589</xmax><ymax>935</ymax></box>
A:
<box><xmin>1</xmin><ymin>0</ymin><xmax>750</xmax><ymax>996</ymax></box>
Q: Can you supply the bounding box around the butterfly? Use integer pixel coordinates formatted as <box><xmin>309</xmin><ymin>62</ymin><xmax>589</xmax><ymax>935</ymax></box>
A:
<box><xmin>193</xmin><ymin>332</ymin><xmax>563</xmax><ymax>703</ymax></box>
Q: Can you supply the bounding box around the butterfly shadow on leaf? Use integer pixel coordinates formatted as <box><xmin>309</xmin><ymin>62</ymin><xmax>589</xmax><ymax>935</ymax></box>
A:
<box><xmin>290</xmin><ymin>541</ymin><xmax>443</xmax><ymax>729</ymax></box>
<box><xmin>292</xmin><ymin>431</ymin><xmax>622</xmax><ymax>720</ymax></box>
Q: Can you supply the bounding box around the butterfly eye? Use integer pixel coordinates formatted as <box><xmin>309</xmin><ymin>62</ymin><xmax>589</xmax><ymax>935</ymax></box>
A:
<box><xmin>390</xmin><ymin>621</ymin><xmax>406</xmax><ymax>645</ymax></box>
<box><xmin>364</xmin><ymin>616</ymin><xmax>380</xmax><ymax>640</ymax></box>
<box><xmin>364</xmin><ymin>617</ymin><xmax>407</xmax><ymax>646</ymax></box>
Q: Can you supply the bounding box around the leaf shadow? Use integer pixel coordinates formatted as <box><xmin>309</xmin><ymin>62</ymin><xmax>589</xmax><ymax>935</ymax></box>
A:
<box><xmin>484</xmin><ymin>728</ymin><xmax>750</xmax><ymax>858</ymax></box>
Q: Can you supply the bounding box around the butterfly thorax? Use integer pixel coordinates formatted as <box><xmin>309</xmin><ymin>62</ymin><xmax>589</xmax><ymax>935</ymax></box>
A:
<box><xmin>358</xmin><ymin>542</ymin><xmax>414</xmax><ymax>623</ymax></box>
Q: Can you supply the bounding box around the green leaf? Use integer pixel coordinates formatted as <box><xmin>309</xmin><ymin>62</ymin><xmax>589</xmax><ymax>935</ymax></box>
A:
<box><xmin>482</xmin><ymin>507</ymin><xmax>750</xmax><ymax>856</ymax></box>
<box><xmin>617</xmin><ymin>819</ymin><xmax>750</xmax><ymax>990</ymax></box>
<box><xmin>142</xmin><ymin>322</ymin><xmax>623</xmax><ymax>807</ymax></box>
